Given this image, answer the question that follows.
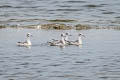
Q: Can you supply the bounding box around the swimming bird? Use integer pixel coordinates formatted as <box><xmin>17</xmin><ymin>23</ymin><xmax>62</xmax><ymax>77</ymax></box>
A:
<box><xmin>49</xmin><ymin>33</ymin><xmax>65</xmax><ymax>43</ymax></box>
<box><xmin>64</xmin><ymin>32</ymin><xmax>69</xmax><ymax>41</ymax></box>
<box><xmin>49</xmin><ymin>32</ymin><xmax>71</xmax><ymax>45</ymax></box>
<box><xmin>69</xmin><ymin>33</ymin><xmax>85</xmax><ymax>45</ymax></box>
<box><xmin>64</xmin><ymin>32</ymin><xmax>72</xmax><ymax>44</ymax></box>
<box><xmin>49</xmin><ymin>33</ymin><xmax>66</xmax><ymax>46</ymax></box>
<box><xmin>49</xmin><ymin>32</ymin><xmax>70</xmax><ymax>43</ymax></box>
<box><xmin>17</xmin><ymin>33</ymin><xmax>32</xmax><ymax>46</ymax></box>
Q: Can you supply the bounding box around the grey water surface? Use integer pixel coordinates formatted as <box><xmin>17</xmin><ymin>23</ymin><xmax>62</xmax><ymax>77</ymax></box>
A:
<box><xmin>0</xmin><ymin>28</ymin><xmax>120</xmax><ymax>80</ymax></box>
<box><xmin>0</xmin><ymin>0</ymin><xmax>120</xmax><ymax>80</ymax></box>
<box><xmin>0</xmin><ymin>0</ymin><xmax>120</xmax><ymax>26</ymax></box>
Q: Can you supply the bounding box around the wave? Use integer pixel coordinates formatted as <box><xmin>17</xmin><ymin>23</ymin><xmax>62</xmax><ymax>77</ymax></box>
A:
<box><xmin>64</xmin><ymin>1</ymin><xmax>87</xmax><ymax>3</ymax></box>
<box><xmin>56</xmin><ymin>9</ymin><xmax>81</xmax><ymax>11</ymax></box>
<box><xmin>0</xmin><ymin>5</ymin><xmax>13</xmax><ymax>8</ymax></box>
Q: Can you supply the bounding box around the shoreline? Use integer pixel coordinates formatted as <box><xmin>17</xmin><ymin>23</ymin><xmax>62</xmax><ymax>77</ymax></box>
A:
<box><xmin>0</xmin><ymin>23</ymin><xmax>120</xmax><ymax>30</ymax></box>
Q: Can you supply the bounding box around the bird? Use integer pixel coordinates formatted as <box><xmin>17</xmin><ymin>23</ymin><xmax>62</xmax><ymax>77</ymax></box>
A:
<box><xmin>64</xmin><ymin>32</ymin><xmax>72</xmax><ymax>44</ymax></box>
<box><xmin>69</xmin><ymin>33</ymin><xmax>85</xmax><ymax>45</ymax></box>
<box><xmin>48</xmin><ymin>33</ymin><xmax>66</xmax><ymax>46</ymax></box>
<box><xmin>49</xmin><ymin>33</ymin><xmax>66</xmax><ymax>43</ymax></box>
<box><xmin>48</xmin><ymin>32</ymin><xmax>70</xmax><ymax>44</ymax></box>
<box><xmin>17</xmin><ymin>33</ymin><xmax>32</xmax><ymax>46</ymax></box>
<box><xmin>48</xmin><ymin>32</ymin><xmax>71</xmax><ymax>45</ymax></box>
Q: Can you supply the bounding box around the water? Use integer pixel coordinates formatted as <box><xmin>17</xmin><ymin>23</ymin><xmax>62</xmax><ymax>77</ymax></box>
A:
<box><xmin>0</xmin><ymin>28</ymin><xmax>120</xmax><ymax>80</ymax></box>
<box><xmin>0</xmin><ymin>0</ymin><xmax>120</xmax><ymax>80</ymax></box>
<box><xmin>0</xmin><ymin>0</ymin><xmax>120</xmax><ymax>27</ymax></box>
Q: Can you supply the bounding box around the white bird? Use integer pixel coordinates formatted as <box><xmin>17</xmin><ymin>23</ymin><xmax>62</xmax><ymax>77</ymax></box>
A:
<box><xmin>49</xmin><ymin>33</ymin><xmax>66</xmax><ymax>46</ymax></box>
<box><xmin>64</xmin><ymin>32</ymin><xmax>69</xmax><ymax>41</ymax></box>
<box><xmin>64</xmin><ymin>32</ymin><xmax>72</xmax><ymax>44</ymax></box>
<box><xmin>49</xmin><ymin>33</ymin><xmax>65</xmax><ymax>43</ymax></box>
<box><xmin>49</xmin><ymin>32</ymin><xmax>71</xmax><ymax>45</ymax></box>
<box><xmin>69</xmin><ymin>33</ymin><xmax>85</xmax><ymax>45</ymax></box>
<box><xmin>17</xmin><ymin>33</ymin><xmax>32</xmax><ymax>46</ymax></box>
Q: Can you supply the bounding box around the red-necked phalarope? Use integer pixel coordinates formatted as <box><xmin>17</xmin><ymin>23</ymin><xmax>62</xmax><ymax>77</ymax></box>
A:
<box><xmin>17</xmin><ymin>33</ymin><xmax>32</xmax><ymax>46</ymax></box>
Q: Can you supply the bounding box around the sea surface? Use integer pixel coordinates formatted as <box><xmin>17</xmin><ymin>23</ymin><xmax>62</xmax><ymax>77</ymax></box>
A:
<box><xmin>0</xmin><ymin>28</ymin><xmax>120</xmax><ymax>80</ymax></box>
<box><xmin>0</xmin><ymin>0</ymin><xmax>120</xmax><ymax>27</ymax></box>
<box><xmin>0</xmin><ymin>0</ymin><xmax>120</xmax><ymax>80</ymax></box>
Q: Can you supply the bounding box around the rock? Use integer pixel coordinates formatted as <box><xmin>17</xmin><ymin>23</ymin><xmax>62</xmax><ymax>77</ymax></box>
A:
<box><xmin>41</xmin><ymin>24</ymin><xmax>72</xmax><ymax>30</ymax></box>
<box><xmin>0</xmin><ymin>25</ymin><xmax>6</xmax><ymax>29</ymax></box>
<box><xmin>75</xmin><ymin>24</ymin><xmax>92</xmax><ymax>30</ymax></box>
